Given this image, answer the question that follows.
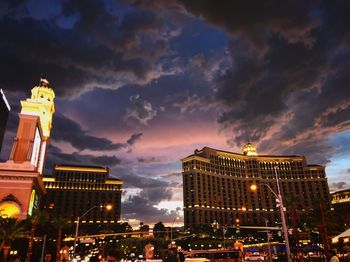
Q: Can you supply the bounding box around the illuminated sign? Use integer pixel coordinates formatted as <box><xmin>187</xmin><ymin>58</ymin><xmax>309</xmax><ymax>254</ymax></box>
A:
<box><xmin>30</xmin><ymin>127</ymin><xmax>41</xmax><ymax>167</ymax></box>
<box><xmin>28</xmin><ymin>189</ymin><xmax>37</xmax><ymax>216</ymax></box>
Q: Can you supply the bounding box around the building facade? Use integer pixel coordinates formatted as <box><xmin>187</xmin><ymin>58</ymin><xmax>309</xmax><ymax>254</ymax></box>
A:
<box><xmin>330</xmin><ymin>188</ymin><xmax>350</xmax><ymax>228</ymax></box>
<box><xmin>0</xmin><ymin>89</ymin><xmax>10</xmax><ymax>153</ymax></box>
<box><xmin>0</xmin><ymin>79</ymin><xmax>55</xmax><ymax>218</ymax></box>
<box><xmin>182</xmin><ymin>144</ymin><xmax>330</xmax><ymax>229</ymax></box>
<box><xmin>43</xmin><ymin>165</ymin><xmax>123</xmax><ymax>224</ymax></box>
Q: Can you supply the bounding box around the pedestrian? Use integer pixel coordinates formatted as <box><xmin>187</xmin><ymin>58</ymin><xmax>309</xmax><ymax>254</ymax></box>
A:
<box><xmin>330</xmin><ymin>250</ymin><xmax>339</xmax><ymax>262</ymax></box>
<box><xmin>178</xmin><ymin>251</ymin><xmax>185</xmax><ymax>262</ymax></box>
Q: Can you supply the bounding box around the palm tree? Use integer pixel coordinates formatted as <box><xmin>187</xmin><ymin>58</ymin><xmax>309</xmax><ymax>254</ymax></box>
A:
<box><xmin>52</xmin><ymin>216</ymin><xmax>69</xmax><ymax>262</ymax></box>
<box><xmin>0</xmin><ymin>217</ymin><xmax>27</xmax><ymax>261</ymax></box>
<box><xmin>153</xmin><ymin>222</ymin><xmax>166</xmax><ymax>238</ymax></box>
<box><xmin>25</xmin><ymin>209</ymin><xmax>49</xmax><ymax>262</ymax></box>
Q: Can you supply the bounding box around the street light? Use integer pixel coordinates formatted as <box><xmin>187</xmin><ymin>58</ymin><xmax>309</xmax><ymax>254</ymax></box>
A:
<box><xmin>250</xmin><ymin>166</ymin><xmax>291</xmax><ymax>262</ymax></box>
<box><xmin>263</xmin><ymin>217</ymin><xmax>272</xmax><ymax>262</ymax></box>
<box><xmin>72</xmin><ymin>204</ymin><xmax>112</xmax><ymax>259</ymax></box>
<box><xmin>170</xmin><ymin>216</ymin><xmax>179</xmax><ymax>242</ymax></box>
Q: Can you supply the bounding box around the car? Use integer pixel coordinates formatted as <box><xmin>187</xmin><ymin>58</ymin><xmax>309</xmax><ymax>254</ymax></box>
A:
<box><xmin>245</xmin><ymin>252</ymin><xmax>265</xmax><ymax>261</ymax></box>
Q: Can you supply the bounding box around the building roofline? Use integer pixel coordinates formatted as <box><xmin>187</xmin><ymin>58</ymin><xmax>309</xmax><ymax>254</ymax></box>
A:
<box><xmin>330</xmin><ymin>188</ymin><xmax>350</xmax><ymax>195</ymax></box>
<box><xmin>54</xmin><ymin>164</ymin><xmax>108</xmax><ymax>173</ymax></box>
<box><xmin>182</xmin><ymin>146</ymin><xmax>306</xmax><ymax>161</ymax></box>
<box><xmin>204</xmin><ymin>146</ymin><xmax>305</xmax><ymax>158</ymax></box>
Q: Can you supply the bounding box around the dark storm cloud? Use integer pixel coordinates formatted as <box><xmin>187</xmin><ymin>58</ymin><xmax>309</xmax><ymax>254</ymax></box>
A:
<box><xmin>121</xmin><ymin>177</ymin><xmax>174</xmax><ymax>222</ymax></box>
<box><xmin>217</xmin><ymin>33</ymin><xmax>329</xmax><ymax>144</ymax></box>
<box><xmin>52</xmin><ymin>114</ymin><xmax>142</xmax><ymax>151</ymax></box>
<box><xmin>122</xmin><ymin>193</ymin><xmax>176</xmax><ymax>223</ymax></box>
<box><xmin>0</xmin><ymin>0</ymin><xmax>177</xmax><ymax>97</ymax></box>
<box><xmin>178</xmin><ymin>0</ymin><xmax>319</xmax><ymax>50</ymax></box>
<box><xmin>44</xmin><ymin>145</ymin><xmax>121</xmax><ymax>173</ymax></box>
<box><xmin>174</xmin><ymin>0</ymin><xmax>350</xmax><ymax>165</ymax></box>
<box><xmin>110</xmin><ymin>165</ymin><xmax>176</xmax><ymax>222</ymax></box>
<box><xmin>112</xmin><ymin>165</ymin><xmax>170</xmax><ymax>190</ymax></box>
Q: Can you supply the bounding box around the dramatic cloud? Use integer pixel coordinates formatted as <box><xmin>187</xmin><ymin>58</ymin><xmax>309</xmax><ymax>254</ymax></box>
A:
<box><xmin>178</xmin><ymin>0</ymin><xmax>350</xmax><ymax>166</ymax></box>
<box><xmin>122</xmin><ymin>193</ymin><xmax>178</xmax><ymax>224</ymax></box>
<box><xmin>52</xmin><ymin>114</ymin><xmax>142</xmax><ymax>151</ymax></box>
<box><xmin>124</xmin><ymin>94</ymin><xmax>158</xmax><ymax>125</ymax></box>
<box><xmin>45</xmin><ymin>145</ymin><xmax>122</xmax><ymax>173</ymax></box>
<box><xmin>1</xmin><ymin>0</ymin><xmax>349</xmax><ymax>225</ymax></box>
<box><xmin>178</xmin><ymin>0</ymin><xmax>320</xmax><ymax>50</ymax></box>
<box><xmin>110</xmin><ymin>164</ymin><xmax>179</xmax><ymax>223</ymax></box>
<box><xmin>121</xmin><ymin>182</ymin><xmax>175</xmax><ymax>223</ymax></box>
<box><xmin>0</xmin><ymin>0</ymin><xmax>180</xmax><ymax>97</ymax></box>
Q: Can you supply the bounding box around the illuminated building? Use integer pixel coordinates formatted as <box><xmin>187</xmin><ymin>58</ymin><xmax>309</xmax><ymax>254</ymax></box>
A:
<box><xmin>0</xmin><ymin>89</ymin><xmax>10</xmax><ymax>153</ymax></box>
<box><xmin>330</xmin><ymin>188</ymin><xmax>350</xmax><ymax>227</ymax></box>
<box><xmin>182</xmin><ymin>144</ymin><xmax>330</xmax><ymax>228</ymax></box>
<box><xmin>43</xmin><ymin>165</ymin><xmax>123</xmax><ymax>224</ymax></box>
<box><xmin>0</xmin><ymin>79</ymin><xmax>55</xmax><ymax>218</ymax></box>
<box><xmin>331</xmin><ymin>188</ymin><xmax>350</xmax><ymax>205</ymax></box>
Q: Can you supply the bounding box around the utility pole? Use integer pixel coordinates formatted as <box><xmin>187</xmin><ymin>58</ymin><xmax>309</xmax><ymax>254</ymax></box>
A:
<box><xmin>319</xmin><ymin>203</ymin><xmax>330</xmax><ymax>251</ymax></box>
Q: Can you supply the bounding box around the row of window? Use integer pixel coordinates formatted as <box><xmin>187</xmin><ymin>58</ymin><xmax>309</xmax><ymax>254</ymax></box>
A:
<box><xmin>55</xmin><ymin>171</ymin><xmax>108</xmax><ymax>182</ymax></box>
<box><xmin>184</xmin><ymin>209</ymin><xmax>280</xmax><ymax>226</ymax></box>
<box><xmin>184</xmin><ymin>172</ymin><xmax>329</xmax><ymax>210</ymax></box>
<box><xmin>44</xmin><ymin>181</ymin><xmax>121</xmax><ymax>191</ymax></box>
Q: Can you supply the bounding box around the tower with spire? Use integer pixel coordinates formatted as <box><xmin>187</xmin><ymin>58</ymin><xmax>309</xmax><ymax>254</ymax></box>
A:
<box><xmin>242</xmin><ymin>141</ymin><xmax>258</xmax><ymax>156</ymax></box>
<box><xmin>0</xmin><ymin>78</ymin><xmax>55</xmax><ymax>218</ymax></box>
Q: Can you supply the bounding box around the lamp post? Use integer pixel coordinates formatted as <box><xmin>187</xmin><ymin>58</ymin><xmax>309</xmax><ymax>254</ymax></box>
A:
<box><xmin>72</xmin><ymin>204</ymin><xmax>112</xmax><ymax>260</ymax></box>
<box><xmin>263</xmin><ymin>218</ymin><xmax>271</xmax><ymax>262</ymax></box>
<box><xmin>170</xmin><ymin>216</ymin><xmax>179</xmax><ymax>242</ymax></box>
<box><xmin>250</xmin><ymin>166</ymin><xmax>291</xmax><ymax>262</ymax></box>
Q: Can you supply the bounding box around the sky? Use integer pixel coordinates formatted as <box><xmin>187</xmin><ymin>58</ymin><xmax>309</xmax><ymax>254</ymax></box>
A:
<box><xmin>0</xmin><ymin>0</ymin><xmax>349</xmax><ymax>227</ymax></box>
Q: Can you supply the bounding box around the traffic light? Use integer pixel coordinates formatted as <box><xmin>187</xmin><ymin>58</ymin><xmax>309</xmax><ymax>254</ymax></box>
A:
<box><xmin>235</xmin><ymin>218</ymin><xmax>240</xmax><ymax>234</ymax></box>
<box><xmin>223</xmin><ymin>226</ymin><xmax>227</xmax><ymax>237</ymax></box>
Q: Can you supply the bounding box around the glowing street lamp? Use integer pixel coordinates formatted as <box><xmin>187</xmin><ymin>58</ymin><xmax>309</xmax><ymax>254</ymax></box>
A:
<box><xmin>250</xmin><ymin>184</ymin><xmax>257</xmax><ymax>192</ymax></box>
<box><xmin>72</xmin><ymin>204</ymin><xmax>112</xmax><ymax>259</ymax></box>
<box><xmin>250</xmin><ymin>167</ymin><xmax>291</xmax><ymax>262</ymax></box>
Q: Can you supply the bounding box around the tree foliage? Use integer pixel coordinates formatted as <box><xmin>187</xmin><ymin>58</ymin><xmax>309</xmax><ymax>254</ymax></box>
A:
<box><xmin>0</xmin><ymin>217</ymin><xmax>27</xmax><ymax>260</ymax></box>
<box><xmin>153</xmin><ymin>222</ymin><xmax>166</xmax><ymax>238</ymax></box>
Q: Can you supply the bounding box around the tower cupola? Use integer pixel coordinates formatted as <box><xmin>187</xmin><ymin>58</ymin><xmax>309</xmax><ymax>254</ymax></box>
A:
<box><xmin>30</xmin><ymin>78</ymin><xmax>55</xmax><ymax>102</ymax></box>
<box><xmin>20</xmin><ymin>78</ymin><xmax>55</xmax><ymax>139</ymax></box>
<box><xmin>242</xmin><ymin>142</ymin><xmax>258</xmax><ymax>156</ymax></box>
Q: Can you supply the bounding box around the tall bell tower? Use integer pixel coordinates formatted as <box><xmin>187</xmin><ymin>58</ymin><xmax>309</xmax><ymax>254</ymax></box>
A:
<box><xmin>0</xmin><ymin>78</ymin><xmax>55</xmax><ymax>219</ymax></box>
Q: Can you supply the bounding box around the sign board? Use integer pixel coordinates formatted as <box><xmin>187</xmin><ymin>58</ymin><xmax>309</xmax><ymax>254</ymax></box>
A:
<box><xmin>80</xmin><ymin>238</ymin><xmax>95</xmax><ymax>244</ymax></box>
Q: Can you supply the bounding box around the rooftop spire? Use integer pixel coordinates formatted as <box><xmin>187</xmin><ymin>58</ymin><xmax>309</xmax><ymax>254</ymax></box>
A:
<box><xmin>39</xmin><ymin>77</ymin><xmax>50</xmax><ymax>87</ymax></box>
<box><xmin>242</xmin><ymin>142</ymin><xmax>258</xmax><ymax>156</ymax></box>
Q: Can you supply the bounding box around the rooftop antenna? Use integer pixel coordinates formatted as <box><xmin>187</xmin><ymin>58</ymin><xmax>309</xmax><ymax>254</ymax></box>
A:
<box><xmin>39</xmin><ymin>74</ymin><xmax>50</xmax><ymax>87</ymax></box>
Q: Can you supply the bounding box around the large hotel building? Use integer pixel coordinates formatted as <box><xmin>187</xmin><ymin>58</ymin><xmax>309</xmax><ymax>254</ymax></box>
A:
<box><xmin>182</xmin><ymin>144</ymin><xmax>330</xmax><ymax>229</ymax></box>
<box><xmin>43</xmin><ymin>165</ymin><xmax>123</xmax><ymax>224</ymax></box>
<box><xmin>330</xmin><ymin>189</ymin><xmax>350</xmax><ymax>228</ymax></box>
